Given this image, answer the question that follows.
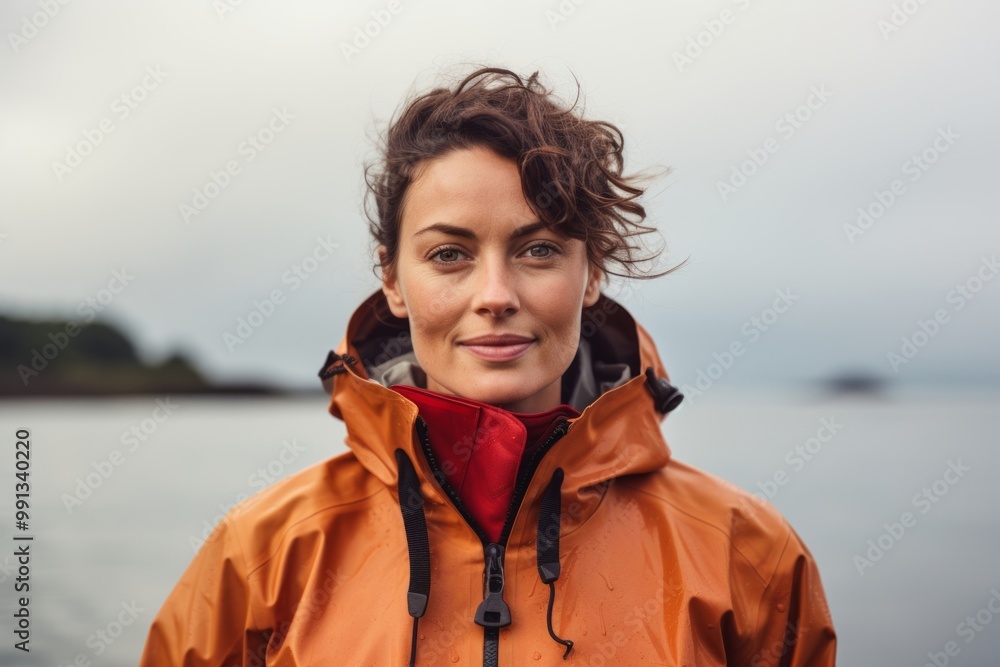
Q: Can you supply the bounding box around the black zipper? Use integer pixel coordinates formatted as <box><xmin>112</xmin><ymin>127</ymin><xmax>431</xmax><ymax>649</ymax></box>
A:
<box><xmin>496</xmin><ymin>419</ymin><xmax>570</xmax><ymax>546</ymax></box>
<box><xmin>413</xmin><ymin>415</ymin><xmax>571</xmax><ymax>667</ymax></box>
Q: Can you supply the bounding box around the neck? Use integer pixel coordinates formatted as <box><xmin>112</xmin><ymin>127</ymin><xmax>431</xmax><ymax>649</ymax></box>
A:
<box><xmin>425</xmin><ymin>375</ymin><xmax>563</xmax><ymax>414</ymax></box>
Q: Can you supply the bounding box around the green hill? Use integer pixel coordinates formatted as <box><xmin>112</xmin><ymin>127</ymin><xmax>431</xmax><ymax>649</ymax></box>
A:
<box><xmin>0</xmin><ymin>315</ymin><xmax>277</xmax><ymax>396</ymax></box>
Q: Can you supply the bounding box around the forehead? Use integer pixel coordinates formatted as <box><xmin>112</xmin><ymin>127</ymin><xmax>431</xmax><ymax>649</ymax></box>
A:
<box><xmin>402</xmin><ymin>146</ymin><xmax>536</xmax><ymax>234</ymax></box>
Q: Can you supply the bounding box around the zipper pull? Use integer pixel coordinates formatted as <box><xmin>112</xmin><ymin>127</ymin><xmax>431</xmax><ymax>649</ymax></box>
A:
<box><xmin>474</xmin><ymin>543</ymin><xmax>511</xmax><ymax>628</ymax></box>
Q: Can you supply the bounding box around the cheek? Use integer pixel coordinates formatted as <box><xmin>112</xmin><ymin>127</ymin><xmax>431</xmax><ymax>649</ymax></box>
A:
<box><xmin>406</xmin><ymin>283</ymin><xmax>461</xmax><ymax>345</ymax></box>
<box><xmin>541</xmin><ymin>271</ymin><xmax>592</xmax><ymax>345</ymax></box>
<box><xmin>534</xmin><ymin>273</ymin><xmax>587</xmax><ymax>319</ymax></box>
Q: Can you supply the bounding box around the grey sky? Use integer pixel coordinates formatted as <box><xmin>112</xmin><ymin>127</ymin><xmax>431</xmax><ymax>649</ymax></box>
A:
<box><xmin>1</xmin><ymin>0</ymin><xmax>997</xmax><ymax>390</ymax></box>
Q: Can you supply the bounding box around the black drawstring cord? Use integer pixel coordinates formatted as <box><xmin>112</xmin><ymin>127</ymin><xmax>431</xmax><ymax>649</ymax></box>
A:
<box><xmin>396</xmin><ymin>446</ymin><xmax>574</xmax><ymax>663</ymax></box>
<box><xmin>395</xmin><ymin>449</ymin><xmax>431</xmax><ymax>667</ymax></box>
<box><xmin>537</xmin><ymin>468</ymin><xmax>574</xmax><ymax>659</ymax></box>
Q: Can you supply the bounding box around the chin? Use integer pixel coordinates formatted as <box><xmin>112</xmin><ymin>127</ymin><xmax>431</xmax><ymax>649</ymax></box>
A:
<box><xmin>455</xmin><ymin>377</ymin><xmax>539</xmax><ymax>407</ymax></box>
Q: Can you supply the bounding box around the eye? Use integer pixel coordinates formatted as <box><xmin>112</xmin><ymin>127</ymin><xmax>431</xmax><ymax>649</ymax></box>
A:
<box><xmin>429</xmin><ymin>246</ymin><xmax>467</xmax><ymax>264</ymax></box>
<box><xmin>525</xmin><ymin>242</ymin><xmax>560</xmax><ymax>259</ymax></box>
<box><xmin>428</xmin><ymin>242</ymin><xmax>561</xmax><ymax>266</ymax></box>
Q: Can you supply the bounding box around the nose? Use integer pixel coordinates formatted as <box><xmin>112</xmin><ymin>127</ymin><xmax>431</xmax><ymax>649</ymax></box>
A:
<box><xmin>471</xmin><ymin>254</ymin><xmax>519</xmax><ymax>318</ymax></box>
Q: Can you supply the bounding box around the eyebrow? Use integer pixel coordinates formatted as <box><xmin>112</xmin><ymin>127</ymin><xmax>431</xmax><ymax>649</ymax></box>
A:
<box><xmin>413</xmin><ymin>221</ymin><xmax>549</xmax><ymax>240</ymax></box>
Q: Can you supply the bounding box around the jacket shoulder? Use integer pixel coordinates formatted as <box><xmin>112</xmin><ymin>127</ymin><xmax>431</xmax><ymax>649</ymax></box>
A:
<box><xmin>620</xmin><ymin>459</ymin><xmax>837</xmax><ymax>664</ymax></box>
<box><xmin>219</xmin><ymin>451</ymin><xmax>387</xmax><ymax>573</ymax></box>
<box><xmin>622</xmin><ymin>458</ymin><xmax>795</xmax><ymax>586</ymax></box>
<box><xmin>141</xmin><ymin>453</ymin><xmax>389</xmax><ymax>665</ymax></box>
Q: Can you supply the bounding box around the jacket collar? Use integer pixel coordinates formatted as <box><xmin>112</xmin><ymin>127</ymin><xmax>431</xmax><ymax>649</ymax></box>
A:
<box><xmin>323</xmin><ymin>288</ymin><xmax>675</xmax><ymax>503</ymax></box>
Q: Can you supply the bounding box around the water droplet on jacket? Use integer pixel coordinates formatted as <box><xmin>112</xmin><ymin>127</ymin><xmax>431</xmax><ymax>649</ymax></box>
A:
<box><xmin>598</xmin><ymin>572</ymin><xmax>614</xmax><ymax>591</ymax></box>
<box><xmin>532</xmin><ymin>651</ymin><xmax>542</xmax><ymax>660</ymax></box>
<box><xmin>451</xmin><ymin>653</ymin><xmax>460</xmax><ymax>663</ymax></box>
<box><xmin>777</xmin><ymin>603</ymin><xmax>786</xmax><ymax>612</ymax></box>
<box><xmin>419</xmin><ymin>633</ymin><xmax>426</xmax><ymax>640</ymax></box>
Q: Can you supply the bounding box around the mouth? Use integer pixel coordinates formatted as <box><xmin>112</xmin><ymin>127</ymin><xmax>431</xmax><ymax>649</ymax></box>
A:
<box><xmin>458</xmin><ymin>335</ymin><xmax>536</xmax><ymax>363</ymax></box>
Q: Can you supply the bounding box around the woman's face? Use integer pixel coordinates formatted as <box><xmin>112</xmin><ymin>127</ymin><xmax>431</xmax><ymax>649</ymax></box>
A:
<box><xmin>380</xmin><ymin>144</ymin><xmax>602</xmax><ymax>414</ymax></box>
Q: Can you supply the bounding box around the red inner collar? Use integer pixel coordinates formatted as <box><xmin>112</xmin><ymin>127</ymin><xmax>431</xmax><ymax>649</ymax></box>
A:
<box><xmin>391</xmin><ymin>384</ymin><xmax>580</xmax><ymax>543</ymax></box>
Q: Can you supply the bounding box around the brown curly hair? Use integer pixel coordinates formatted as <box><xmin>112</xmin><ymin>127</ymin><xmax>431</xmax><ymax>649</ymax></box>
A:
<box><xmin>364</xmin><ymin>65</ymin><xmax>688</xmax><ymax>285</ymax></box>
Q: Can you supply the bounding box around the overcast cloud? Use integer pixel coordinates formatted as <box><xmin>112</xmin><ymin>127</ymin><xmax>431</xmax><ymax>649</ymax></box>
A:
<box><xmin>1</xmin><ymin>0</ymin><xmax>997</xmax><ymax>390</ymax></box>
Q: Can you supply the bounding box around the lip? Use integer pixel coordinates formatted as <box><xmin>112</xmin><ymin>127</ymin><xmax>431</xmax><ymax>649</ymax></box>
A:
<box><xmin>458</xmin><ymin>334</ymin><xmax>536</xmax><ymax>363</ymax></box>
<box><xmin>459</xmin><ymin>334</ymin><xmax>535</xmax><ymax>346</ymax></box>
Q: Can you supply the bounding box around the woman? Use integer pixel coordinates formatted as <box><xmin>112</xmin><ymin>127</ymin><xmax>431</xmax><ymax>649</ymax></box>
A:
<box><xmin>140</xmin><ymin>66</ymin><xmax>837</xmax><ymax>666</ymax></box>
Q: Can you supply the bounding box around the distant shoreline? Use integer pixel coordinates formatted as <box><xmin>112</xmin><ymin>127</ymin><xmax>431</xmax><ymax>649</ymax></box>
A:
<box><xmin>1</xmin><ymin>313</ymin><xmax>319</xmax><ymax>398</ymax></box>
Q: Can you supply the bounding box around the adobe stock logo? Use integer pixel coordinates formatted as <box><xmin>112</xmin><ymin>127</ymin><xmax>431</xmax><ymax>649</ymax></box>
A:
<box><xmin>544</xmin><ymin>0</ymin><xmax>592</xmax><ymax>31</ymax></box>
<box><xmin>753</xmin><ymin>417</ymin><xmax>844</xmax><ymax>502</ymax></box>
<box><xmin>844</xmin><ymin>126</ymin><xmax>959</xmax><ymax>244</ymax></box>
<box><xmin>16</xmin><ymin>268</ymin><xmax>135</xmax><ymax>386</ymax></box>
<box><xmin>7</xmin><ymin>0</ymin><xmax>73</xmax><ymax>53</ymax></box>
<box><xmin>178</xmin><ymin>107</ymin><xmax>294</xmax><ymax>224</ymax></box>
<box><xmin>921</xmin><ymin>588</ymin><xmax>1000</xmax><ymax>667</ymax></box>
<box><xmin>680</xmin><ymin>288</ymin><xmax>799</xmax><ymax>403</ymax></box>
<box><xmin>886</xmin><ymin>255</ymin><xmax>997</xmax><ymax>373</ymax></box>
<box><xmin>715</xmin><ymin>86</ymin><xmax>833</xmax><ymax>202</ymax></box>
<box><xmin>672</xmin><ymin>0</ymin><xmax>757</xmax><ymax>73</ymax></box>
<box><xmin>339</xmin><ymin>1</ymin><xmax>404</xmax><ymax>63</ymax></box>
<box><xmin>877</xmin><ymin>0</ymin><xmax>933</xmax><ymax>40</ymax></box>
<box><xmin>51</xmin><ymin>66</ymin><xmax>169</xmax><ymax>182</ymax></box>
<box><xmin>222</xmin><ymin>235</ymin><xmax>340</xmax><ymax>352</ymax></box>
<box><xmin>853</xmin><ymin>459</ymin><xmax>970</xmax><ymax>576</ymax></box>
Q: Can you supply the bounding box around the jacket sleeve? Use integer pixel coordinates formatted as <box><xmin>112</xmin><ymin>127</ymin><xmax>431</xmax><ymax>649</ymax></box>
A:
<box><xmin>139</xmin><ymin>518</ymin><xmax>264</xmax><ymax>666</ymax></box>
<box><xmin>745</xmin><ymin>524</ymin><xmax>837</xmax><ymax>667</ymax></box>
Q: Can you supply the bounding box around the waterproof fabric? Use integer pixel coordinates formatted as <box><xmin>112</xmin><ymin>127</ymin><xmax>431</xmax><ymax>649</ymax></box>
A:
<box><xmin>139</xmin><ymin>287</ymin><xmax>837</xmax><ymax>666</ymax></box>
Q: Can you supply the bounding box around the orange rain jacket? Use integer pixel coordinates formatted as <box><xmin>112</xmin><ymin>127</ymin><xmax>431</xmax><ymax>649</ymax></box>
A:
<box><xmin>139</xmin><ymin>288</ymin><xmax>837</xmax><ymax>666</ymax></box>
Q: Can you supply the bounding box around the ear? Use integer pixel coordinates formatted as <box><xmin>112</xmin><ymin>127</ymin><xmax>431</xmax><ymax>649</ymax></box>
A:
<box><xmin>379</xmin><ymin>245</ymin><xmax>409</xmax><ymax>319</ymax></box>
<box><xmin>582</xmin><ymin>262</ymin><xmax>604</xmax><ymax>308</ymax></box>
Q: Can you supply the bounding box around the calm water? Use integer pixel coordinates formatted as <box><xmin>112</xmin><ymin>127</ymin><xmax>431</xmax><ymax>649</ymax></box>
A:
<box><xmin>0</xmin><ymin>389</ymin><xmax>997</xmax><ymax>666</ymax></box>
